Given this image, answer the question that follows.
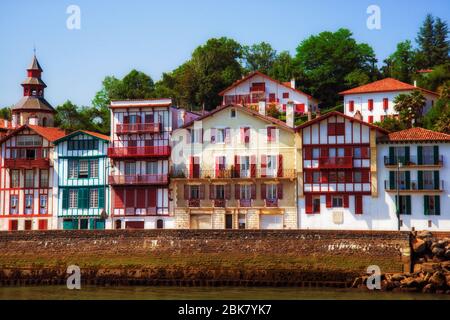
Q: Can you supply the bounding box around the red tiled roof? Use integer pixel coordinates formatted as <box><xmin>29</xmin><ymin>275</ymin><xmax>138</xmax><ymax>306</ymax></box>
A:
<box><xmin>28</xmin><ymin>125</ymin><xmax>66</xmax><ymax>142</ymax></box>
<box><xmin>219</xmin><ymin>71</ymin><xmax>317</xmax><ymax>101</ymax></box>
<box><xmin>379</xmin><ymin>127</ymin><xmax>450</xmax><ymax>142</ymax></box>
<box><xmin>79</xmin><ymin>130</ymin><xmax>110</xmax><ymax>141</ymax></box>
<box><xmin>339</xmin><ymin>78</ymin><xmax>438</xmax><ymax>96</ymax></box>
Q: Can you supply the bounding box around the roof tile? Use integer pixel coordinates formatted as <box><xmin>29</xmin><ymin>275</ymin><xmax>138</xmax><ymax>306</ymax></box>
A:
<box><xmin>339</xmin><ymin>78</ymin><xmax>438</xmax><ymax>96</ymax></box>
<box><xmin>380</xmin><ymin>127</ymin><xmax>450</xmax><ymax>142</ymax></box>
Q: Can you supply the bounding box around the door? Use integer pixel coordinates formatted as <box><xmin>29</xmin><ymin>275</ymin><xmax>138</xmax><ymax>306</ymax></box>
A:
<box><xmin>9</xmin><ymin>220</ymin><xmax>18</xmax><ymax>231</ymax></box>
<box><xmin>80</xmin><ymin>219</ymin><xmax>89</xmax><ymax>230</ymax></box>
<box><xmin>95</xmin><ymin>219</ymin><xmax>105</xmax><ymax>230</ymax></box>
<box><xmin>225</xmin><ymin>214</ymin><xmax>233</xmax><ymax>229</ymax></box>
<box><xmin>260</xmin><ymin>215</ymin><xmax>283</xmax><ymax>229</ymax></box>
<box><xmin>38</xmin><ymin>219</ymin><xmax>48</xmax><ymax>230</ymax></box>
<box><xmin>63</xmin><ymin>219</ymin><xmax>74</xmax><ymax>230</ymax></box>
<box><xmin>24</xmin><ymin>220</ymin><xmax>32</xmax><ymax>230</ymax></box>
<box><xmin>115</xmin><ymin>220</ymin><xmax>122</xmax><ymax>230</ymax></box>
<box><xmin>190</xmin><ymin>215</ymin><xmax>212</xmax><ymax>229</ymax></box>
<box><xmin>125</xmin><ymin>221</ymin><xmax>145</xmax><ymax>229</ymax></box>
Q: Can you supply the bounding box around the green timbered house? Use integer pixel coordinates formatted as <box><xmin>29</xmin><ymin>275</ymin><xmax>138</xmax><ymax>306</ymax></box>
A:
<box><xmin>54</xmin><ymin>130</ymin><xmax>110</xmax><ymax>229</ymax></box>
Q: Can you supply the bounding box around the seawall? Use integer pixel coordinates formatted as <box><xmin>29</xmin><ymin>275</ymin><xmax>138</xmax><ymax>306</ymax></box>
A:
<box><xmin>0</xmin><ymin>230</ymin><xmax>410</xmax><ymax>287</ymax></box>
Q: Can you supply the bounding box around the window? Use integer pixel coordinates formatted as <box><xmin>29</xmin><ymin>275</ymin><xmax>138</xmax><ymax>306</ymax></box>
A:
<box><xmin>146</xmin><ymin>162</ymin><xmax>158</xmax><ymax>175</ymax></box>
<box><xmin>125</xmin><ymin>162</ymin><xmax>136</xmax><ymax>175</ymax></box>
<box><xmin>68</xmin><ymin>160</ymin><xmax>78</xmax><ymax>178</ymax></box>
<box><xmin>69</xmin><ymin>190</ymin><xmax>78</xmax><ymax>208</ymax></box>
<box><xmin>25</xmin><ymin>170</ymin><xmax>34</xmax><ymax>188</ymax></box>
<box><xmin>215</xmin><ymin>185</ymin><xmax>225</xmax><ymax>199</ymax></box>
<box><xmin>422</xmin><ymin>146</ymin><xmax>434</xmax><ymax>165</ymax></box>
<box><xmin>40</xmin><ymin>169</ymin><xmax>49</xmax><ymax>187</ymax></box>
<box><xmin>78</xmin><ymin>160</ymin><xmax>89</xmax><ymax>178</ymax></box>
<box><xmin>368</xmin><ymin>99</ymin><xmax>374</xmax><ymax>111</ymax></box>
<box><xmin>90</xmin><ymin>160</ymin><xmax>99</xmax><ymax>178</ymax></box>
<box><xmin>396</xmin><ymin>195</ymin><xmax>411</xmax><ymax>215</ymax></box>
<box><xmin>231</xmin><ymin>109</ymin><xmax>236</xmax><ymax>118</ymax></box>
<box><xmin>40</xmin><ymin>195</ymin><xmax>47</xmax><ymax>214</ymax></box>
<box><xmin>423</xmin><ymin>171</ymin><xmax>434</xmax><ymax>190</ymax></box>
<box><xmin>354</xmin><ymin>171</ymin><xmax>362</xmax><ymax>183</ymax></box>
<box><xmin>216</xmin><ymin>128</ymin><xmax>225</xmax><ymax>144</ymax></box>
<box><xmin>10</xmin><ymin>170</ymin><xmax>19</xmax><ymax>188</ymax></box>
<box><xmin>313</xmin><ymin>196</ymin><xmax>321</xmax><ymax>213</ymax></box>
<box><xmin>312</xmin><ymin>172</ymin><xmax>321</xmax><ymax>183</ymax></box>
<box><xmin>349</xmin><ymin>100</ymin><xmax>354</xmax><ymax>112</ymax></box>
<box><xmin>241</xmin><ymin>127</ymin><xmax>250</xmax><ymax>144</ymax></box>
<box><xmin>266</xmin><ymin>184</ymin><xmax>277</xmax><ymax>200</ymax></box>
<box><xmin>329</xmin><ymin>148</ymin><xmax>345</xmax><ymax>158</ymax></box>
<box><xmin>282</xmin><ymin>92</ymin><xmax>289</xmax><ymax>99</ymax></box>
<box><xmin>68</xmin><ymin>139</ymin><xmax>99</xmax><ymax>151</ymax></box>
<box><xmin>267</xmin><ymin>126</ymin><xmax>277</xmax><ymax>143</ymax></box>
<box><xmin>425</xmin><ymin>196</ymin><xmax>440</xmax><ymax>215</ymax></box>
<box><xmin>240</xmin><ymin>156</ymin><xmax>250</xmax><ymax>177</ymax></box>
<box><xmin>90</xmin><ymin>189</ymin><xmax>99</xmax><ymax>208</ymax></box>
<box><xmin>16</xmin><ymin>135</ymin><xmax>42</xmax><ymax>146</ymax></box>
<box><xmin>238</xmin><ymin>214</ymin><xmax>246</xmax><ymax>229</ymax></box>
<box><xmin>312</xmin><ymin>148</ymin><xmax>320</xmax><ymax>159</ymax></box>
<box><xmin>25</xmin><ymin>194</ymin><xmax>33</xmax><ymax>214</ymax></box>
<box><xmin>266</xmin><ymin>155</ymin><xmax>277</xmax><ymax>177</ymax></box>
<box><xmin>190</xmin><ymin>185</ymin><xmax>200</xmax><ymax>199</ymax></box>
<box><xmin>332</xmin><ymin>196</ymin><xmax>343</xmax><ymax>208</ymax></box>
<box><xmin>328</xmin><ymin>122</ymin><xmax>345</xmax><ymax>136</ymax></box>
<box><xmin>240</xmin><ymin>185</ymin><xmax>252</xmax><ymax>200</ymax></box>
<box><xmin>354</xmin><ymin>148</ymin><xmax>361</xmax><ymax>158</ymax></box>
<box><xmin>10</xmin><ymin>195</ymin><xmax>18</xmax><ymax>214</ymax></box>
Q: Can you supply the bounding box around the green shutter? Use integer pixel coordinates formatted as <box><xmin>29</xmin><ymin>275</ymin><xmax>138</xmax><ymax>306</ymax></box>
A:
<box><xmin>418</xmin><ymin>171</ymin><xmax>423</xmax><ymax>190</ymax></box>
<box><xmin>389</xmin><ymin>147</ymin><xmax>394</xmax><ymax>165</ymax></box>
<box><xmin>96</xmin><ymin>219</ymin><xmax>105</xmax><ymax>230</ymax></box>
<box><xmin>395</xmin><ymin>195</ymin><xmax>399</xmax><ymax>214</ymax></box>
<box><xmin>405</xmin><ymin>171</ymin><xmax>411</xmax><ymax>190</ymax></box>
<box><xmin>435</xmin><ymin>196</ymin><xmax>440</xmax><ymax>216</ymax></box>
<box><xmin>424</xmin><ymin>195</ymin><xmax>429</xmax><ymax>215</ymax></box>
<box><xmin>98</xmin><ymin>188</ymin><xmax>105</xmax><ymax>208</ymax></box>
<box><xmin>89</xmin><ymin>218</ymin><xmax>96</xmax><ymax>230</ymax></box>
<box><xmin>62</xmin><ymin>189</ymin><xmax>69</xmax><ymax>209</ymax></box>
<box><xmin>433</xmin><ymin>146</ymin><xmax>439</xmax><ymax>165</ymax></box>
<box><xmin>417</xmin><ymin>146</ymin><xmax>423</xmax><ymax>165</ymax></box>
<box><xmin>434</xmin><ymin>171</ymin><xmax>440</xmax><ymax>190</ymax></box>
<box><xmin>404</xmin><ymin>147</ymin><xmax>410</xmax><ymax>164</ymax></box>
<box><xmin>389</xmin><ymin>171</ymin><xmax>395</xmax><ymax>190</ymax></box>
<box><xmin>78</xmin><ymin>189</ymin><xmax>88</xmax><ymax>209</ymax></box>
<box><xmin>63</xmin><ymin>219</ymin><xmax>73</xmax><ymax>230</ymax></box>
<box><xmin>406</xmin><ymin>196</ymin><xmax>412</xmax><ymax>215</ymax></box>
<box><xmin>72</xmin><ymin>219</ymin><xmax>79</xmax><ymax>229</ymax></box>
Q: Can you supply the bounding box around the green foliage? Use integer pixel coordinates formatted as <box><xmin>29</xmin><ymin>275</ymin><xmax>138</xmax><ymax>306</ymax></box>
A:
<box><xmin>423</xmin><ymin>83</ymin><xmax>450</xmax><ymax>133</ymax></box>
<box><xmin>382</xmin><ymin>41</ymin><xmax>417</xmax><ymax>83</ymax></box>
<box><xmin>294</xmin><ymin>28</ymin><xmax>377</xmax><ymax>108</ymax></box>
<box><xmin>374</xmin><ymin>117</ymin><xmax>406</xmax><ymax>132</ymax></box>
<box><xmin>268</xmin><ymin>51</ymin><xmax>294</xmax><ymax>82</ymax></box>
<box><xmin>416</xmin><ymin>64</ymin><xmax>450</xmax><ymax>92</ymax></box>
<box><xmin>243</xmin><ymin>42</ymin><xmax>277</xmax><ymax>74</ymax></box>
<box><xmin>0</xmin><ymin>106</ymin><xmax>12</xmax><ymax>121</ymax></box>
<box><xmin>393</xmin><ymin>91</ymin><xmax>426</xmax><ymax>128</ymax></box>
<box><xmin>266</xmin><ymin>105</ymin><xmax>281</xmax><ymax>119</ymax></box>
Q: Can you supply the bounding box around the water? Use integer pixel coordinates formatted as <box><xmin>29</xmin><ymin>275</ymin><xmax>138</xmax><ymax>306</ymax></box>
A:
<box><xmin>0</xmin><ymin>286</ymin><xmax>449</xmax><ymax>300</ymax></box>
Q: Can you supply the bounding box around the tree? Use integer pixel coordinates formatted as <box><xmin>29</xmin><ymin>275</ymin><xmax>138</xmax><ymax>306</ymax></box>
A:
<box><xmin>382</xmin><ymin>41</ymin><xmax>417</xmax><ymax>83</ymax></box>
<box><xmin>243</xmin><ymin>42</ymin><xmax>277</xmax><ymax>74</ymax></box>
<box><xmin>424</xmin><ymin>82</ymin><xmax>450</xmax><ymax>133</ymax></box>
<box><xmin>393</xmin><ymin>91</ymin><xmax>426</xmax><ymax>128</ymax></box>
<box><xmin>115</xmin><ymin>69</ymin><xmax>155</xmax><ymax>100</ymax></box>
<box><xmin>433</xmin><ymin>18</ymin><xmax>450</xmax><ymax>66</ymax></box>
<box><xmin>268</xmin><ymin>51</ymin><xmax>294</xmax><ymax>82</ymax></box>
<box><xmin>416</xmin><ymin>14</ymin><xmax>435</xmax><ymax>69</ymax></box>
<box><xmin>294</xmin><ymin>28</ymin><xmax>377</xmax><ymax>107</ymax></box>
<box><xmin>0</xmin><ymin>107</ymin><xmax>12</xmax><ymax>121</ymax></box>
<box><xmin>374</xmin><ymin>117</ymin><xmax>406</xmax><ymax>132</ymax></box>
<box><xmin>416</xmin><ymin>64</ymin><xmax>450</xmax><ymax>92</ymax></box>
<box><xmin>54</xmin><ymin>101</ymin><xmax>91</xmax><ymax>132</ymax></box>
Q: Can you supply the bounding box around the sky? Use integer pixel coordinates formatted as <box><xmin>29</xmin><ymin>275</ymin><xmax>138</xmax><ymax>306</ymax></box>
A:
<box><xmin>0</xmin><ymin>0</ymin><xmax>449</xmax><ymax>108</ymax></box>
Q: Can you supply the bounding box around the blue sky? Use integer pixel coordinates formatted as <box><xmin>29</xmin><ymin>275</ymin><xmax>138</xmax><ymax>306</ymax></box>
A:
<box><xmin>0</xmin><ymin>0</ymin><xmax>449</xmax><ymax>107</ymax></box>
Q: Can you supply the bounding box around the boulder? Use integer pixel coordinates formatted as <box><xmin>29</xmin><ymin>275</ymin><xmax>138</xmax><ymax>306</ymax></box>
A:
<box><xmin>412</xmin><ymin>238</ymin><xmax>427</xmax><ymax>253</ymax></box>
<box><xmin>432</xmin><ymin>247</ymin><xmax>445</xmax><ymax>257</ymax></box>
<box><xmin>391</xmin><ymin>273</ymin><xmax>405</xmax><ymax>281</ymax></box>
<box><xmin>446</xmin><ymin>275</ymin><xmax>450</xmax><ymax>287</ymax></box>
<box><xmin>420</xmin><ymin>262</ymin><xmax>441</xmax><ymax>274</ymax></box>
<box><xmin>430</xmin><ymin>271</ymin><xmax>446</xmax><ymax>287</ymax></box>
<box><xmin>422</xmin><ymin>283</ymin><xmax>435</xmax><ymax>294</ymax></box>
<box><xmin>445</xmin><ymin>250</ymin><xmax>450</xmax><ymax>260</ymax></box>
<box><xmin>417</xmin><ymin>231</ymin><xmax>432</xmax><ymax>239</ymax></box>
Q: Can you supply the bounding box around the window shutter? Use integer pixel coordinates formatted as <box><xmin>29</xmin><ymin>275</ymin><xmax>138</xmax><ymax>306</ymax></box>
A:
<box><xmin>225</xmin><ymin>128</ymin><xmax>231</xmax><ymax>144</ymax></box>
<box><xmin>326</xmin><ymin>194</ymin><xmax>332</xmax><ymax>208</ymax></box>
<box><xmin>148</xmin><ymin>188</ymin><xmax>157</xmax><ymax>207</ymax></box>
<box><xmin>405</xmin><ymin>147</ymin><xmax>410</xmax><ymax>164</ymax></box>
<box><xmin>234</xmin><ymin>155</ymin><xmax>240</xmax><ymax>178</ymax></box>
<box><xmin>355</xmin><ymin>195</ymin><xmax>363</xmax><ymax>214</ymax></box>
<box><xmin>383</xmin><ymin>98</ymin><xmax>388</xmax><ymax>110</ymax></box>
<box><xmin>189</xmin><ymin>156</ymin><xmax>194</xmax><ymax>178</ymax></box>
<box><xmin>406</xmin><ymin>196</ymin><xmax>412</xmax><ymax>215</ymax></box>
<box><xmin>389</xmin><ymin>147</ymin><xmax>394</xmax><ymax>165</ymax></box>
<box><xmin>261</xmin><ymin>155</ymin><xmax>267</xmax><ymax>177</ymax></box>
<box><xmin>434</xmin><ymin>171</ymin><xmax>440</xmax><ymax>190</ymax></box>
<box><xmin>184</xmin><ymin>185</ymin><xmax>189</xmax><ymax>200</ymax></box>
<box><xmin>277</xmin><ymin>183</ymin><xmax>283</xmax><ymax>199</ymax></box>
<box><xmin>349</xmin><ymin>100</ymin><xmax>354</xmax><ymax>112</ymax></box>
<box><xmin>78</xmin><ymin>188</ymin><xmax>88</xmax><ymax>209</ymax></box>
<box><xmin>62</xmin><ymin>189</ymin><xmax>69</xmax><ymax>209</ymax></box>
<box><xmin>368</xmin><ymin>99</ymin><xmax>373</xmax><ymax>111</ymax></box>
<box><xmin>389</xmin><ymin>171</ymin><xmax>395</xmax><ymax>190</ymax></box>
<box><xmin>240</xmin><ymin>128</ymin><xmax>245</xmax><ymax>144</ymax></box>
<box><xmin>199</xmin><ymin>185</ymin><xmax>205</xmax><ymax>199</ymax></box>
<box><xmin>210</xmin><ymin>128</ymin><xmax>216</xmax><ymax>144</ymax></box>
<box><xmin>418</xmin><ymin>171</ymin><xmax>423</xmax><ymax>190</ymax></box>
<box><xmin>235</xmin><ymin>184</ymin><xmax>240</xmax><ymax>200</ymax></box>
<box><xmin>368</xmin><ymin>116</ymin><xmax>373</xmax><ymax>124</ymax></box>
<box><xmin>417</xmin><ymin>146</ymin><xmax>423</xmax><ymax>165</ymax></box>
<box><xmin>305</xmin><ymin>195</ymin><xmax>313</xmax><ymax>214</ymax></box>
<box><xmin>209</xmin><ymin>185</ymin><xmax>215</xmax><ymax>200</ymax></box>
<box><xmin>424</xmin><ymin>195</ymin><xmax>429</xmax><ymax>215</ymax></box>
<box><xmin>250</xmin><ymin>155</ymin><xmax>256</xmax><ymax>178</ymax></box>
<box><xmin>327</xmin><ymin>123</ymin><xmax>336</xmax><ymax>136</ymax></box>
<box><xmin>225</xmin><ymin>185</ymin><xmax>231</xmax><ymax>200</ymax></box>
<box><xmin>405</xmin><ymin>171</ymin><xmax>411</xmax><ymax>190</ymax></box>
<box><xmin>345</xmin><ymin>171</ymin><xmax>353</xmax><ymax>183</ymax></box>
<box><xmin>321</xmin><ymin>147</ymin><xmax>328</xmax><ymax>157</ymax></box>
<box><xmin>200</xmin><ymin>128</ymin><xmax>204</xmax><ymax>143</ymax></box>
<box><xmin>261</xmin><ymin>184</ymin><xmax>266</xmax><ymax>199</ymax></box>
<box><xmin>305</xmin><ymin>171</ymin><xmax>313</xmax><ymax>183</ymax></box>
<box><xmin>345</xmin><ymin>147</ymin><xmax>352</xmax><ymax>157</ymax></box>
<box><xmin>114</xmin><ymin>188</ymin><xmax>125</xmax><ymax>208</ymax></box>
<box><xmin>215</xmin><ymin>157</ymin><xmax>220</xmax><ymax>178</ymax></box>
<box><xmin>251</xmin><ymin>184</ymin><xmax>256</xmax><ymax>200</ymax></box>
<box><xmin>343</xmin><ymin>195</ymin><xmax>349</xmax><ymax>208</ymax></box>
<box><xmin>245</xmin><ymin>127</ymin><xmax>250</xmax><ymax>143</ymax></box>
<box><xmin>433</xmin><ymin>146</ymin><xmax>439</xmax><ymax>165</ymax></box>
<box><xmin>277</xmin><ymin>155</ymin><xmax>283</xmax><ymax>177</ymax></box>
<box><xmin>322</xmin><ymin>172</ymin><xmax>329</xmax><ymax>183</ymax></box>
<box><xmin>136</xmin><ymin>189</ymin><xmax>146</xmax><ymax>208</ymax></box>
<box><xmin>98</xmin><ymin>188</ymin><xmax>105</xmax><ymax>208</ymax></box>
<box><xmin>305</xmin><ymin>148</ymin><xmax>312</xmax><ymax>160</ymax></box>
<box><xmin>435</xmin><ymin>195</ymin><xmax>440</xmax><ymax>216</ymax></box>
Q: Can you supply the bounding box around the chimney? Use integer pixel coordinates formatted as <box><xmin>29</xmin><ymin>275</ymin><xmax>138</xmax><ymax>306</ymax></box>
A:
<box><xmin>307</xmin><ymin>111</ymin><xmax>312</xmax><ymax>122</ymax></box>
<box><xmin>354</xmin><ymin>111</ymin><xmax>362</xmax><ymax>121</ymax></box>
<box><xmin>290</xmin><ymin>78</ymin><xmax>296</xmax><ymax>89</ymax></box>
<box><xmin>258</xmin><ymin>101</ymin><xmax>266</xmax><ymax>116</ymax></box>
<box><xmin>286</xmin><ymin>102</ymin><xmax>294</xmax><ymax>128</ymax></box>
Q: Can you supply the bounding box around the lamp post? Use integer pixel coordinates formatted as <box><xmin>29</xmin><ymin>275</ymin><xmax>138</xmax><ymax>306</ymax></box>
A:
<box><xmin>396</xmin><ymin>161</ymin><xmax>403</xmax><ymax>231</ymax></box>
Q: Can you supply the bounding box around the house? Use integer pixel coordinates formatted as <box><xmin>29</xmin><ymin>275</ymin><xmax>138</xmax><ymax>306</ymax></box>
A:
<box><xmin>108</xmin><ymin>99</ymin><xmax>173</xmax><ymax>229</ymax></box>
<box><xmin>340</xmin><ymin>78</ymin><xmax>439</xmax><ymax>123</ymax></box>
<box><xmin>53</xmin><ymin>130</ymin><xmax>110</xmax><ymax>230</ymax></box>
<box><xmin>296</xmin><ymin>111</ymin><xmax>391</xmax><ymax>230</ymax></box>
<box><xmin>170</xmin><ymin>104</ymin><xmax>298</xmax><ymax>229</ymax></box>
<box><xmin>219</xmin><ymin>71</ymin><xmax>318</xmax><ymax>119</ymax></box>
<box><xmin>376</xmin><ymin>127</ymin><xmax>450</xmax><ymax>231</ymax></box>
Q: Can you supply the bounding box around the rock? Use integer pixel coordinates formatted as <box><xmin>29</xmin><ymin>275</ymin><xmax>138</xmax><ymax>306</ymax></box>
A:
<box><xmin>445</xmin><ymin>250</ymin><xmax>450</xmax><ymax>259</ymax></box>
<box><xmin>417</xmin><ymin>231</ymin><xmax>432</xmax><ymax>239</ymax></box>
<box><xmin>423</xmin><ymin>283</ymin><xmax>435</xmax><ymax>294</ymax></box>
<box><xmin>413</xmin><ymin>264</ymin><xmax>423</xmax><ymax>273</ymax></box>
<box><xmin>430</xmin><ymin>271</ymin><xmax>446</xmax><ymax>287</ymax></box>
<box><xmin>420</xmin><ymin>262</ymin><xmax>441</xmax><ymax>274</ymax></box>
<box><xmin>446</xmin><ymin>275</ymin><xmax>450</xmax><ymax>287</ymax></box>
<box><xmin>432</xmin><ymin>247</ymin><xmax>445</xmax><ymax>257</ymax></box>
<box><xmin>391</xmin><ymin>273</ymin><xmax>405</xmax><ymax>281</ymax></box>
<box><xmin>413</xmin><ymin>238</ymin><xmax>427</xmax><ymax>253</ymax></box>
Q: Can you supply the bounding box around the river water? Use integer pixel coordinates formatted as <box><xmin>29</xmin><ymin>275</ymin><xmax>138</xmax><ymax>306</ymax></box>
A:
<box><xmin>0</xmin><ymin>286</ymin><xmax>449</xmax><ymax>300</ymax></box>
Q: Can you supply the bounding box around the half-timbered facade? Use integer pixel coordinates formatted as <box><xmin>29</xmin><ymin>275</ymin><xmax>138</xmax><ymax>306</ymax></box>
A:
<box><xmin>54</xmin><ymin>130</ymin><xmax>110</xmax><ymax>230</ymax></box>
<box><xmin>0</xmin><ymin>125</ymin><xmax>65</xmax><ymax>230</ymax></box>
<box><xmin>296</xmin><ymin>111</ymin><xmax>391</xmax><ymax>230</ymax></box>
<box><xmin>219</xmin><ymin>71</ymin><xmax>318</xmax><ymax>118</ymax></box>
<box><xmin>109</xmin><ymin>99</ymin><xmax>173</xmax><ymax>229</ymax></box>
<box><xmin>376</xmin><ymin>128</ymin><xmax>450</xmax><ymax>231</ymax></box>
<box><xmin>171</xmin><ymin>104</ymin><xmax>297</xmax><ymax>229</ymax></box>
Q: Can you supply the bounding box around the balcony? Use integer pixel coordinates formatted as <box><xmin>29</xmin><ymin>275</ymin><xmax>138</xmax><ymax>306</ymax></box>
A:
<box><xmin>171</xmin><ymin>168</ymin><xmax>296</xmax><ymax>180</ymax></box>
<box><xmin>384</xmin><ymin>180</ymin><xmax>444</xmax><ymax>192</ymax></box>
<box><xmin>384</xmin><ymin>155</ymin><xmax>443</xmax><ymax>167</ymax></box>
<box><xmin>188</xmin><ymin>199</ymin><xmax>200</xmax><ymax>207</ymax></box>
<box><xmin>122</xmin><ymin>207</ymin><xmax>170</xmax><ymax>216</ymax></box>
<box><xmin>109</xmin><ymin>174</ymin><xmax>168</xmax><ymax>186</ymax></box>
<box><xmin>318</xmin><ymin>157</ymin><xmax>353</xmax><ymax>169</ymax></box>
<box><xmin>116</xmin><ymin>123</ymin><xmax>161</xmax><ymax>135</ymax></box>
<box><xmin>108</xmin><ymin>146</ymin><xmax>170</xmax><ymax>159</ymax></box>
<box><xmin>265</xmin><ymin>199</ymin><xmax>279</xmax><ymax>207</ymax></box>
<box><xmin>239</xmin><ymin>199</ymin><xmax>252</xmax><ymax>207</ymax></box>
<box><xmin>4</xmin><ymin>158</ymin><xmax>50</xmax><ymax>169</ymax></box>
<box><xmin>223</xmin><ymin>93</ymin><xmax>278</xmax><ymax>105</ymax></box>
<box><xmin>213</xmin><ymin>199</ymin><xmax>226</xmax><ymax>208</ymax></box>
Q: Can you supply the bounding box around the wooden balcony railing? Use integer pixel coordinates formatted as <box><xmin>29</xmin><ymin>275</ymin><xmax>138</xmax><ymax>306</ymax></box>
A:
<box><xmin>265</xmin><ymin>199</ymin><xmax>279</xmax><ymax>207</ymax></box>
<box><xmin>384</xmin><ymin>155</ymin><xmax>444</xmax><ymax>166</ymax></box>
<box><xmin>188</xmin><ymin>199</ymin><xmax>200</xmax><ymax>207</ymax></box>
<box><xmin>4</xmin><ymin>158</ymin><xmax>50</xmax><ymax>169</ymax></box>
<box><xmin>108</xmin><ymin>146</ymin><xmax>171</xmax><ymax>158</ymax></box>
<box><xmin>116</xmin><ymin>123</ymin><xmax>161</xmax><ymax>135</ymax></box>
<box><xmin>239</xmin><ymin>199</ymin><xmax>252</xmax><ymax>207</ymax></box>
<box><xmin>213</xmin><ymin>199</ymin><xmax>226</xmax><ymax>207</ymax></box>
<box><xmin>109</xmin><ymin>174</ymin><xmax>168</xmax><ymax>185</ymax></box>
<box><xmin>318</xmin><ymin>157</ymin><xmax>353</xmax><ymax>169</ymax></box>
<box><xmin>384</xmin><ymin>180</ymin><xmax>444</xmax><ymax>192</ymax></box>
<box><xmin>171</xmin><ymin>168</ymin><xmax>296</xmax><ymax>179</ymax></box>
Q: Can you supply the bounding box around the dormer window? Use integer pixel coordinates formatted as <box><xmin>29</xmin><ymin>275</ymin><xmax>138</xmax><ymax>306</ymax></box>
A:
<box><xmin>231</xmin><ymin>109</ymin><xmax>236</xmax><ymax>118</ymax></box>
<box><xmin>32</xmin><ymin>90</ymin><xmax>37</xmax><ymax>96</ymax></box>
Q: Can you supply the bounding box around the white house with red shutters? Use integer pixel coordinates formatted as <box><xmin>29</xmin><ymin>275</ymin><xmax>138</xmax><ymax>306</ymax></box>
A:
<box><xmin>340</xmin><ymin>78</ymin><xmax>439</xmax><ymax>124</ymax></box>
<box><xmin>296</xmin><ymin>111</ymin><xmax>394</xmax><ymax>230</ymax></box>
<box><xmin>219</xmin><ymin>71</ymin><xmax>318</xmax><ymax>118</ymax></box>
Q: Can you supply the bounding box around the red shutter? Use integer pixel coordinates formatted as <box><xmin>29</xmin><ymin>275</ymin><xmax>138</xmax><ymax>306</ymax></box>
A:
<box><xmin>184</xmin><ymin>185</ymin><xmax>189</xmax><ymax>200</ymax></box>
<box><xmin>189</xmin><ymin>156</ymin><xmax>194</xmax><ymax>178</ymax></box>
<box><xmin>277</xmin><ymin>183</ymin><xmax>283</xmax><ymax>199</ymax></box>
<box><xmin>349</xmin><ymin>100</ymin><xmax>354</xmax><ymax>112</ymax></box>
<box><xmin>211</xmin><ymin>128</ymin><xmax>216</xmax><ymax>144</ymax></box>
<box><xmin>295</xmin><ymin>104</ymin><xmax>305</xmax><ymax>113</ymax></box>
<box><xmin>383</xmin><ymin>98</ymin><xmax>389</xmax><ymax>111</ymax></box>
<box><xmin>328</xmin><ymin>123</ymin><xmax>336</xmax><ymax>136</ymax></box>
<box><xmin>245</xmin><ymin>127</ymin><xmax>250</xmax><ymax>143</ymax></box>
<box><xmin>234</xmin><ymin>155</ymin><xmax>240</xmax><ymax>177</ymax></box>
<box><xmin>251</xmin><ymin>184</ymin><xmax>256</xmax><ymax>199</ymax></box>
<box><xmin>199</xmin><ymin>185</ymin><xmax>205</xmax><ymax>199</ymax></box>
<box><xmin>261</xmin><ymin>155</ymin><xmax>267</xmax><ymax>177</ymax></box>
<box><xmin>321</xmin><ymin>172</ymin><xmax>328</xmax><ymax>183</ymax></box>
<box><xmin>362</xmin><ymin>170</ymin><xmax>370</xmax><ymax>183</ymax></box>
<box><xmin>343</xmin><ymin>195</ymin><xmax>349</xmax><ymax>208</ymax></box>
<box><xmin>305</xmin><ymin>171</ymin><xmax>313</xmax><ymax>183</ymax></box>
<box><xmin>210</xmin><ymin>185</ymin><xmax>215</xmax><ymax>199</ymax></box>
<box><xmin>345</xmin><ymin>147</ymin><xmax>352</xmax><ymax>157</ymax></box>
<box><xmin>125</xmin><ymin>189</ymin><xmax>135</xmax><ymax>207</ymax></box>
<box><xmin>321</xmin><ymin>147</ymin><xmax>329</xmax><ymax>157</ymax></box>
<box><xmin>124</xmin><ymin>115</ymin><xmax>130</xmax><ymax>124</ymax></box>
<box><xmin>261</xmin><ymin>184</ymin><xmax>266</xmax><ymax>199</ymax></box>
<box><xmin>305</xmin><ymin>148</ymin><xmax>312</xmax><ymax>160</ymax></box>
<box><xmin>240</xmin><ymin>128</ymin><xmax>245</xmax><ymax>144</ymax></box>
<box><xmin>305</xmin><ymin>195</ymin><xmax>313</xmax><ymax>214</ymax></box>
<box><xmin>345</xmin><ymin>172</ymin><xmax>353</xmax><ymax>183</ymax></box>
<box><xmin>368</xmin><ymin>116</ymin><xmax>373</xmax><ymax>123</ymax></box>
<box><xmin>114</xmin><ymin>188</ymin><xmax>125</xmax><ymax>208</ymax></box>
<box><xmin>326</xmin><ymin>194</ymin><xmax>332</xmax><ymax>208</ymax></box>
<box><xmin>361</xmin><ymin>147</ymin><xmax>369</xmax><ymax>158</ymax></box>
<box><xmin>148</xmin><ymin>188</ymin><xmax>157</xmax><ymax>207</ymax></box>
<box><xmin>225</xmin><ymin>185</ymin><xmax>231</xmax><ymax>200</ymax></box>
<box><xmin>235</xmin><ymin>184</ymin><xmax>240</xmax><ymax>199</ymax></box>
<box><xmin>368</xmin><ymin>99</ymin><xmax>373</xmax><ymax>111</ymax></box>
<box><xmin>355</xmin><ymin>195</ymin><xmax>363</xmax><ymax>214</ymax></box>
<box><xmin>277</xmin><ymin>154</ymin><xmax>283</xmax><ymax>177</ymax></box>
<box><xmin>136</xmin><ymin>189</ymin><xmax>146</xmax><ymax>208</ymax></box>
<box><xmin>250</xmin><ymin>155</ymin><xmax>256</xmax><ymax>178</ymax></box>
